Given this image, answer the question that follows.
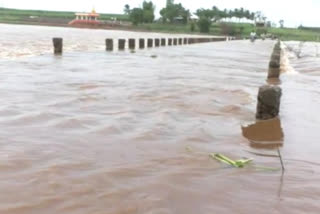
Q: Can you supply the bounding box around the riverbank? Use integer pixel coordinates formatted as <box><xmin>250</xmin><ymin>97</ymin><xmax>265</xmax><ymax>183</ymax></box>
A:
<box><xmin>1</xmin><ymin>7</ymin><xmax>320</xmax><ymax>41</ymax></box>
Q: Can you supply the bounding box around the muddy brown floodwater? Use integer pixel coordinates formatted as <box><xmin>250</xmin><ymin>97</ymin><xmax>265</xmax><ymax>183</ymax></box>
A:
<box><xmin>1</xmin><ymin>24</ymin><xmax>320</xmax><ymax>214</ymax></box>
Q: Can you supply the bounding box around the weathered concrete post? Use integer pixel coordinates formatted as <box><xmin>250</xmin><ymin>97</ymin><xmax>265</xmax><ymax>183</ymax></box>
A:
<box><xmin>168</xmin><ymin>38</ymin><xmax>173</xmax><ymax>46</ymax></box>
<box><xmin>173</xmin><ymin>38</ymin><xmax>178</xmax><ymax>45</ymax></box>
<box><xmin>118</xmin><ymin>39</ymin><xmax>126</xmax><ymax>50</ymax></box>
<box><xmin>105</xmin><ymin>39</ymin><xmax>113</xmax><ymax>51</ymax></box>
<box><xmin>53</xmin><ymin>38</ymin><xmax>63</xmax><ymax>54</ymax></box>
<box><xmin>268</xmin><ymin>41</ymin><xmax>281</xmax><ymax>79</ymax></box>
<box><xmin>147</xmin><ymin>38</ymin><xmax>153</xmax><ymax>48</ymax></box>
<box><xmin>178</xmin><ymin>38</ymin><xmax>183</xmax><ymax>45</ymax></box>
<box><xmin>128</xmin><ymin>39</ymin><xmax>135</xmax><ymax>50</ymax></box>
<box><xmin>183</xmin><ymin>38</ymin><xmax>188</xmax><ymax>44</ymax></box>
<box><xmin>256</xmin><ymin>85</ymin><xmax>282</xmax><ymax>120</ymax></box>
<box><xmin>161</xmin><ymin>38</ymin><xmax>166</xmax><ymax>46</ymax></box>
<box><xmin>268</xmin><ymin>54</ymin><xmax>281</xmax><ymax>78</ymax></box>
<box><xmin>155</xmin><ymin>38</ymin><xmax>160</xmax><ymax>47</ymax></box>
<box><xmin>139</xmin><ymin>38</ymin><xmax>145</xmax><ymax>49</ymax></box>
<box><xmin>188</xmin><ymin>38</ymin><xmax>193</xmax><ymax>44</ymax></box>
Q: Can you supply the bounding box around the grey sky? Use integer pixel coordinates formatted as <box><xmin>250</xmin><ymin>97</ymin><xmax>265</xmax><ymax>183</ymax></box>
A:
<box><xmin>1</xmin><ymin>0</ymin><xmax>319</xmax><ymax>27</ymax></box>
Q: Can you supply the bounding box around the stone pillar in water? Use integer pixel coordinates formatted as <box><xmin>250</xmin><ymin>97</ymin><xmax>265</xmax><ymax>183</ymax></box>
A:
<box><xmin>53</xmin><ymin>38</ymin><xmax>63</xmax><ymax>54</ymax></box>
<box><xmin>256</xmin><ymin>85</ymin><xmax>282</xmax><ymax>120</ymax></box>
<box><xmin>155</xmin><ymin>39</ymin><xmax>160</xmax><ymax>47</ymax></box>
<box><xmin>168</xmin><ymin>38</ymin><xmax>172</xmax><ymax>46</ymax></box>
<box><xmin>139</xmin><ymin>38</ymin><xmax>145</xmax><ymax>49</ymax></box>
<box><xmin>118</xmin><ymin>39</ymin><xmax>126</xmax><ymax>50</ymax></box>
<box><xmin>147</xmin><ymin>38</ymin><xmax>153</xmax><ymax>48</ymax></box>
<box><xmin>178</xmin><ymin>38</ymin><xmax>183</xmax><ymax>45</ymax></box>
<box><xmin>188</xmin><ymin>38</ymin><xmax>193</xmax><ymax>44</ymax></box>
<box><xmin>183</xmin><ymin>38</ymin><xmax>187</xmax><ymax>44</ymax></box>
<box><xmin>105</xmin><ymin>39</ymin><xmax>113</xmax><ymax>51</ymax></box>
<box><xmin>173</xmin><ymin>38</ymin><xmax>178</xmax><ymax>45</ymax></box>
<box><xmin>161</xmin><ymin>38</ymin><xmax>166</xmax><ymax>46</ymax></box>
<box><xmin>268</xmin><ymin>42</ymin><xmax>281</xmax><ymax>79</ymax></box>
<box><xmin>128</xmin><ymin>39</ymin><xmax>135</xmax><ymax>50</ymax></box>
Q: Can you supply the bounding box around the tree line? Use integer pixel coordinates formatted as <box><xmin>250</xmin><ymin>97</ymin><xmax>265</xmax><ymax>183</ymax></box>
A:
<box><xmin>124</xmin><ymin>0</ymin><xmax>260</xmax><ymax>32</ymax></box>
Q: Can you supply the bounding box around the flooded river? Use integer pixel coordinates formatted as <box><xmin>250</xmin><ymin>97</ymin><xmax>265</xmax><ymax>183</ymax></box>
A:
<box><xmin>1</xmin><ymin>24</ymin><xmax>320</xmax><ymax>214</ymax></box>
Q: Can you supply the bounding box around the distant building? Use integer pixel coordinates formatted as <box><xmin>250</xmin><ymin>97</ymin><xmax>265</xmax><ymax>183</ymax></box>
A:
<box><xmin>69</xmin><ymin>9</ymin><xmax>101</xmax><ymax>26</ymax></box>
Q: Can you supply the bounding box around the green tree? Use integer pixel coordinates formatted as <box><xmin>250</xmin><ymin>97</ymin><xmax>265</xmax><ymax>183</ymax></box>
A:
<box><xmin>166</xmin><ymin>0</ymin><xmax>174</xmax><ymax>6</ymax></box>
<box><xmin>129</xmin><ymin>8</ymin><xmax>144</xmax><ymax>25</ymax></box>
<box><xmin>195</xmin><ymin>6</ymin><xmax>256</xmax><ymax>23</ymax></box>
<box><xmin>128</xmin><ymin>1</ymin><xmax>155</xmax><ymax>25</ymax></box>
<box><xmin>228</xmin><ymin>10</ymin><xmax>234</xmax><ymax>19</ymax></box>
<box><xmin>220</xmin><ymin>9</ymin><xmax>228</xmax><ymax>20</ymax></box>
<box><xmin>160</xmin><ymin>3</ymin><xmax>190</xmax><ymax>24</ymax></box>
<box><xmin>239</xmin><ymin>7</ymin><xmax>245</xmax><ymax>20</ymax></box>
<box><xmin>124</xmin><ymin>4</ymin><xmax>130</xmax><ymax>15</ymax></box>
<box><xmin>244</xmin><ymin>10</ymin><xmax>250</xmax><ymax>20</ymax></box>
<box><xmin>250</xmin><ymin>12</ymin><xmax>255</xmax><ymax>20</ymax></box>
<box><xmin>143</xmin><ymin>9</ymin><xmax>155</xmax><ymax>23</ymax></box>
<box><xmin>190</xmin><ymin>22</ymin><xmax>195</xmax><ymax>32</ymax></box>
<box><xmin>195</xmin><ymin>8</ymin><xmax>213</xmax><ymax>19</ymax></box>
<box><xmin>197</xmin><ymin>17</ymin><xmax>211</xmax><ymax>33</ymax></box>
<box><xmin>142</xmin><ymin>1</ymin><xmax>155</xmax><ymax>23</ymax></box>
<box><xmin>195</xmin><ymin>6</ymin><xmax>222</xmax><ymax>22</ymax></box>
<box><xmin>279</xmin><ymin>20</ymin><xmax>284</xmax><ymax>28</ymax></box>
<box><xmin>234</xmin><ymin>8</ymin><xmax>240</xmax><ymax>21</ymax></box>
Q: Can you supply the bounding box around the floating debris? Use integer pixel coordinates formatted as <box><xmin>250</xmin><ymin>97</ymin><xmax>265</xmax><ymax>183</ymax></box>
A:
<box><xmin>210</xmin><ymin>153</ymin><xmax>253</xmax><ymax>168</ymax></box>
<box><xmin>185</xmin><ymin>146</ymin><xmax>193</xmax><ymax>152</ymax></box>
<box><xmin>210</xmin><ymin>153</ymin><xmax>280</xmax><ymax>171</ymax></box>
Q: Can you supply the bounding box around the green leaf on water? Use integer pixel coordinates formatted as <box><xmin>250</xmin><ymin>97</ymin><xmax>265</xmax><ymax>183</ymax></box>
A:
<box><xmin>210</xmin><ymin>153</ymin><xmax>279</xmax><ymax>171</ymax></box>
<box><xmin>185</xmin><ymin>146</ymin><xmax>193</xmax><ymax>152</ymax></box>
<box><xmin>210</xmin><ymin>153</ymin><xmax>253</xmax><ymax>168</ymax></box>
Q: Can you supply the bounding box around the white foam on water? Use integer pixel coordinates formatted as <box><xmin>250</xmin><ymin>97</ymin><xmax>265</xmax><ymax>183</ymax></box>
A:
<box><xmin>281</xmin><ymin>42</ymin><xmax>299</xmax><ymax>75</ymax></box>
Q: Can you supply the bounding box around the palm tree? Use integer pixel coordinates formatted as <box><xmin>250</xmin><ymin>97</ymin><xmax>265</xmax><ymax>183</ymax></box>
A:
<box><xmin>239</xmin><ymin>7</ymin><xmax>245</xmax><ymax>20</ymax></box>
<box><xmin>124</xmin><ymin>4</ymin><xmax>130</xmax><ymax>15</ymax></box>
<box><xmin>279</xmin><ymin>20</ymin><xmax>284</xmax><ymax>28</ymax></box>
<box><xmin>234</xmin><ymin>8</ymin><xmax>240</xmax><ymax>22</ymax></box>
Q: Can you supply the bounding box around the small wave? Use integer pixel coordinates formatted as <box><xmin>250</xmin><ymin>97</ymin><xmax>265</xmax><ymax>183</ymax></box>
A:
<box><xmin>281</xmin><ymin>44</ymin><xmax>299</xmax><ymax>75</ymax></box>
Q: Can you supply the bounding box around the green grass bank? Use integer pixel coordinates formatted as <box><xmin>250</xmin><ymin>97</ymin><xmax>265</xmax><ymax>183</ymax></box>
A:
<box><xmin>1</xmin><ymin>7</ymin><xmax>319</xmax><ymax>42</ymax></box>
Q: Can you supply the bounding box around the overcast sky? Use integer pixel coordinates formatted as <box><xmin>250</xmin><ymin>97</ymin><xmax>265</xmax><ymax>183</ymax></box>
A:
<box><xmin>1</xmin><ymin>0</ymin><xmax>319</xmax><ymax>27</ymax></box>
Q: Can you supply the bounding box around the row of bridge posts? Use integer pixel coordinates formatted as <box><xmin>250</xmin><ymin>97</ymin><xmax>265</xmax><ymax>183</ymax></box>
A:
<box><xmin>52</xmin><ymin>37</ymin><xmax>235</xmax><ymax>54</ymax></box>
<box><xmin>256</xmin><ymin>41</ymin><xmax>282</xmax><ymax>120</ymax></box>
<box><xmin>102</xmin><ymin>37</ymin><xmax>226</xmax><ymax>51</ymax></box>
